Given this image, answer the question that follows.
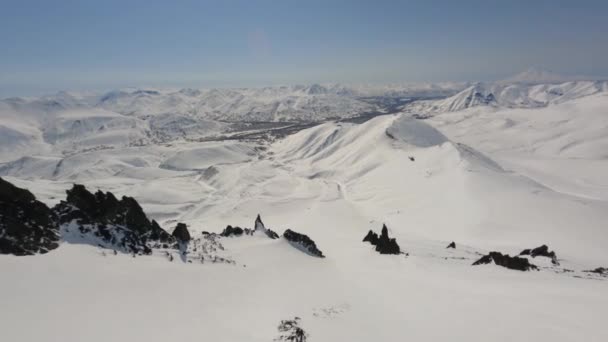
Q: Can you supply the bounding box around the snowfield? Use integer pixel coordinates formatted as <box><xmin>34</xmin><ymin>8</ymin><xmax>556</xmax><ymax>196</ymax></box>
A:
<box><xmin>1</xmin><ymin>80</ymin><xmax>608</xmax><ymax>341</ymax></box>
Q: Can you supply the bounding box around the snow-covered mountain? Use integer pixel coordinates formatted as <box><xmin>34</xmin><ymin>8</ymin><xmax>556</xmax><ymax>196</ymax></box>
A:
<box><xmin>500</xmin><ymin>67</ymin><xmax>582</xmax><ymax>84</ymax></box>
<box><xmin>0</xmin><ymin>83</ymin><xmax>469</xmax><ymax>162</ymax></box>
<box><xmin>88</xmin><ymin>85</ymin><xmax>379</xmax><ymax>121</ymax></box>
<box><xmin>2</xmin><ymin>79</ymin><xmax>608</xmax><ymax>341</ymax></box>
<box><xmin>403</xmin><ymin>79</ymin><xmax>608</xmax><ymax>114</ymax></box>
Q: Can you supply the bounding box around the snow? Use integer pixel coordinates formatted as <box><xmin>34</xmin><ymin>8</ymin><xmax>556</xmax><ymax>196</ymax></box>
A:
<box><xmin>500</xmin><ymin>66</ymin><xmax>581</xmax><ymax>84</ymax></box>
<box><xmin>404</xmin><ymin>80</ymin><xmax>608</xmax><ymax>114</ymax></box>
<box><xmin>2</xmin><ymin>80</ymin><xmax>608</xmax><ymax>341</ymax></box>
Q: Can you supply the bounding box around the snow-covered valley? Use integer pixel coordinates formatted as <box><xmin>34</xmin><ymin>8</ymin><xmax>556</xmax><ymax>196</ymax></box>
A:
<box><xmin>2</xmin><ymin>80</ymin><xmax>608</xmax><ymax>342</ymax></box>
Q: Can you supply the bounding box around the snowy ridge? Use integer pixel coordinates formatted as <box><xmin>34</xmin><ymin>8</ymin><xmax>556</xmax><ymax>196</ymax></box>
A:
<box><xmin>500</xmin><ymin>67</ymin><xmax>582</xmax><ymax>84</ymax></box>
<box><xmin>404</xmin><ymin>80</ymin><xmax>608</xmax><ymax>114</ymax></box>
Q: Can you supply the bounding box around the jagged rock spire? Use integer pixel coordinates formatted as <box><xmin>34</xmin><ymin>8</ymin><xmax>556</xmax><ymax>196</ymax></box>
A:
<box><xmin>254</xmin><ymin>214</ymin><xmax>279</xmax><ymax>239</ymax></box>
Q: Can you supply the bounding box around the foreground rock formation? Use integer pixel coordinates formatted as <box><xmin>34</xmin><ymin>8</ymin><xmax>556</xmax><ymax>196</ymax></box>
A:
<box><xmin>220</xmin><ymin>225</ymin><xmax>252</xmax><ymax>237</ymax></box>
<box><xmin>53</xmin><ymin>184</ymin><xmax>174</xmax><ymax>254</ymax></box>
<box><xmin>362</xmin><ymin>224</ymin><xmax>401</xmax><ymax>255</ymax></box>
<box><xmin>473</xmin><ymin>251</ymin><xmax>538</xmax><ymax>271</ymax></box>
<box><xmin>283</xmin><ymin>229</ymin><xmax>325</xmax><ymax>258</ymax></box>
<box><xmin>519</xmin><ymin>244</ymin><xmax>559</xmax><ymax>265</ymax></box>
<box><xmin>0</xmin><ymin>177</ymin><xmax>60</xmax><ymax>255</ymax></box>
<box><xmin>254</xmin><ymin>214</ymin><xmax>279</xmax><ymax>239</ymax></box>
<box><xmin>172</xmin><ymin>223</ymin><xmax>191</xmax><ymax>243</ymax></box>
<box><xmin>275</xmin><ymin>317</ymin><xmax>307</xmax><ymax>342</ymax></box>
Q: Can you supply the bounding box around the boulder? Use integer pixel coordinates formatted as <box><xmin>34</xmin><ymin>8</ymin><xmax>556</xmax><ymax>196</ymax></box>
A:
<box><xmin>362</xmin><ymin>230</ymin><xmax>379</xmax><ymax>245</ymax></box>
<box><xmin>0</xmin><ymin>177</ymin><xmax>60</xmax><ymax>255</ymax></box>
<box><xmin>473</xmin><ymin>251</ymin><xmax>538</xmax><ymax>271</ymax></box>
<box><xmin>276</xmin><ymin>317</ymin><xmax>307</xmax><ymax>342</ymax></box>
<box><xmin>254</xmin><ymin>214</ymin><xmax>279</xmax><ymax>239</ymax></box>
<box><xmin>220</xmin><ymin>225</ymin><xmax>245</xmax><ymax>237</ymax></box>
<box><xmin>172</xmin><ymin>223</ymin><xmax>191</xmax><ymax>242</ymax></box>
<box><xmin>283</xmin><ymin>229</ymin><xmax>325</xmax><ymax>258</ymax></box>
<box><xmin>375</xmin><ymin>224</ymin><xmax>401</xmax><ymax>255</ymax></box>
<box><xmin>446</xmin><ymin>241</ymin><xmax>456</xmax><ymax>249</ymax></box>
<box><xmin>585</xmin><ymin>267</ymin><xmax>607</xmax><ymax>275</ymax></box>
<box><xmin>519</xmin><ymin>244</ymin><xmax>559</xmax><ymax>265</ymax></box>
<box><xmin>362</xmin><ymin>224</ymin><xmax>401</xmax><ymax>255</ymax></box>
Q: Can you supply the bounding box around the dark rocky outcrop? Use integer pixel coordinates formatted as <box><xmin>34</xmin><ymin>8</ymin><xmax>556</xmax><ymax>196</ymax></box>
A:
<box><xmin>519</xmin><ymin>244</ymin><xmax>559</xmax><ymax>265</ymax></box>
<box><xmin>254</xmin><ymin>214</ymin><xmax>279</xmax><ymax>239</ymax></box>
<box><xmin>283</xmin><ymin>229</ymin><xmax>325</xmax><ymax>258</ymax></box>
<box><xmin>172</xmin><ymin>223</ymin><xmax>191</xmax><ymax>242</ymax></box>
<box><xmin>473</xmin><ymin>251</ymin><xmax>538</xmax><ymax>271</ymax></box>
<box><xmin>53</xmin><ymin>184</ymin><xmax>174</xmax><ymax>254</ymax></box>
<box><xmin>362</xmin><ymin>230</ymin><xmax>379</xmax><ymax>245</ymax></box>
<box><xmin>220</xmin><ymin>225</ymin><xmax>246</xmax><ymax>237</ymax></box>
<box><xmin>446</xmin><ymin>241</ymin><xmax>456</xmax><ymax>249</ymax></box>
<box><xmin>585</xmin><ymin>267</ymin><xmax>607</xmax><ymax>275</ymax></box>
<box><xmin>376</xmin><ymin>225</ymin><xmax>401</xmax><ymax>254</ymax></box>
<box><xmin>219</xmin><ymin>215</ymin><xmax>277</xmax><ymax>239</ymax></box>
<box><xmin>363</xmin><ymin>224</ymin><xmax>401</xmax><ymax>255</ymax></box>
<box><xmin>0</xmin><ymin>177</ymin><xmax>60</xmax><ymax>255</ymax></box>
<box><xmin>276</xmin><ymin>317</ymin><xmax>307</xmax><ymax>342</ymax></box>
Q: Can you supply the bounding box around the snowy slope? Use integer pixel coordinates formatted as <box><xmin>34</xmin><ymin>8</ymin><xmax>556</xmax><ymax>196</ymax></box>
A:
<box><xmin>2</xmin><ymin>110</ymin><xmax>608</xmax><ymax>342</ymax></box>
<box><xmin>428</xmin><ymin>91</ymin><xmax>608</xmax><ymax>201</ymax></box>
<box><xmin>404</xmin><ymin>80</ymin><xmax>608</xmax><ymax>114</ymax></box>
<box><xmin>2</xmin><ymin>80</ymin><xmax>608</xmax><ymax>341</ymax></box>
<box><xmin>94</xmin><ymin>85</ymin><xmax>376</xmax><ymax>121</ymax></box>
<box><xmin>0</xmin><ymin>84</ymin><xmax>380</xmax><ymax>162</ymax></box>
<box><xmin>500</xmin><ymin>66</ymin><xmax>581</xmax><ymax>84</ymax></box>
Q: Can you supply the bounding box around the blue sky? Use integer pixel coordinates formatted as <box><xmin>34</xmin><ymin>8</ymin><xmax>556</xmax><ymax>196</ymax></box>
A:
<box><xmin>1</xmin><ymin>0</ymin><xmax>608</xmax><ymax>95</ymax></box>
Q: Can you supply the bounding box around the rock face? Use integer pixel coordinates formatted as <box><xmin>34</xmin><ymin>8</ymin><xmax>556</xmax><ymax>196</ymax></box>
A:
<box><xmin>53</xmin><ymin>184</ymin><xmax>174</xmax><ymax>254</ymax></box>
<box><xmin>0</xmin><ymin>177</ymin><xmax>60</xmax><ymax>256</ymax></box>
<box><xmin>585</xmin><ymin>267</ymin><xmax>607</xmax><ymax>275</ymax></box>
<box><xmin>172</xmin><ymin>223</ymin><xmax>191</xmax><ymax>242</ymax></box>
<box><xmin>376</xmin><ymin>225</ymin><xmax>401</xmax><ymax>254</ymax></box>
<box><xmin>283</xmin><ymin>229</ymin><xmax>325</xmax><ymax>258</ymax></box>
<box><xmin>254</xmin><ymin>214</ymin><xmax>279</xmax><ymax>239</ymax></box>
<box><xmin>446</xmin><ymin>241</ymin><xmax>456</xmax><ymax>249</ymax></box>
<box><xmin>362</xmin><ymin>230</ymin><xmax>379</xmax><ymax>245</ymax></box>
<box><xmin>519</xmin><ymin>245</ymin><xmax>559</xmax><ymax>265</ymax></box>
<box><xmin>220</xmin><ymin>225</ymin><xmax>246</xmax><ymax>237</ymax></box>
<box><xmin>363</xmin><ymin>224</ymin><xmax>401</xmax><ymax>255</ymax></box>
<box><xmin>473</xmin><ymin>251</ymin><xmax>538</xmax><ymax>271</ymax></box>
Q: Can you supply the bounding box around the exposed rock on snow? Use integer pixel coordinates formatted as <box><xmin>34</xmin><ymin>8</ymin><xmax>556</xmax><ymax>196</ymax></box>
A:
<box><xmin>446</xmin><ymin>241</ymin><xmax>456</xmax><ymax>249</ymax></box>
<box><xmin>254</xmin><ymin>214</ymin><xmax>279</xmax><ymax>239</ymax></box>
<box><xmin>363</xmin><ymin>224</ymin><xmax>401</xmax><ymax>255</ymax></box>
<box><xmin>220</xmin><ymin>225</ymin><xmax>249</xmax><ymax>237</ymax></box>
<box><xmin>0</xmin><ymin>177</ymin><xmax>60</xmax><ymax>255</ymax></box>
<box><xmin>376</xmin><ymin>225</ymin><xmax>401</xmax><ymax>255</ymax></box>
<box><xmin>53</xmin><ymin>184</ymin><xmax>174</xmax><ymax>254</ymax></box>
<box><xmin>275</xmin><ymin>317</ymin><xmax>307</xmax><ymax>342</ymax></box>
<box><xmin>362</xmin><ymin>230</ymin><xmax>379</xmax><ymax>245</ymax></box>
<box><xmin>219</xmin><ymin>215</ymin><xmax>280</xmax><ymax>239</ymax></box>
<box><xmin>283</xmin><ymin>229</ymin><xmax>325</xmax><ymax>258</ymax></box>
<box><xmin>473</xmin><ymin>251</ymin><xmax>538</xmax><ymax>271</ymax></box>
<box><xmin>519</xmin><ymin>245</ymin><xmax>559</xmax><ymax>265</ymax></box>
<box><xmin>584</xmin><ymin>267</ymin><xmax>607</xmax><ymax>276</ymax></box>
<box><xmin>172</xmin><ymin>223</ymin><xmax>191</xmax><ymax>243</ymax></box>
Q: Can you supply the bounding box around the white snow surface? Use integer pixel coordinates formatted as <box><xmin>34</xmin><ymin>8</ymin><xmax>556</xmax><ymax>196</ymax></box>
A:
<box><xmin>404</xmin><ymin>80</ymin><xmax>608</xmax><ymax>114</ymax></box>
<box><xmin>2</xmin><ymin>81</ymin><xmax>608</xmax><ymax>341</ymax></box>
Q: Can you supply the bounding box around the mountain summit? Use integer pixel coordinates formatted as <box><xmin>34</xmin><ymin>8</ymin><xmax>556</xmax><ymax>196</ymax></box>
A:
<box><xmin>501</xmin><ymin>67</ymin><xmax>573</xmax><ymax>84</ymax></box>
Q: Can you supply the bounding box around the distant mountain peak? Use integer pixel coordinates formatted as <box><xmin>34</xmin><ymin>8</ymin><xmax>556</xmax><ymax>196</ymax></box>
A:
<box><xmin>501</xmin><ymin>67</ymin><xmax>569</xmax><ymax>85</ymax></box>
